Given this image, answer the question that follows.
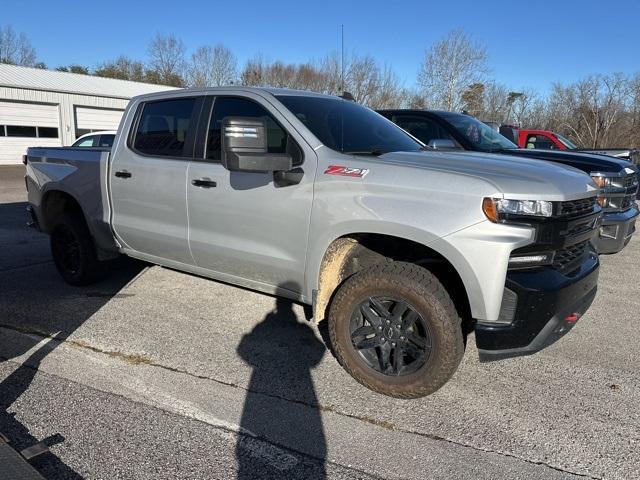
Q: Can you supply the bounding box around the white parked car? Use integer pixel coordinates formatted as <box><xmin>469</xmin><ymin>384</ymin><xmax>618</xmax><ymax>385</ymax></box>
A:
<box><xmin>71</xmin><ymin>130</ymin><xmax>117</xmax><ymax>148</ymax></box>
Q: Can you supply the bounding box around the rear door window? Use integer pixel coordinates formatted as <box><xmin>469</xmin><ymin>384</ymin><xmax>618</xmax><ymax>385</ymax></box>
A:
<box><xmin>133</xmin><ymin>98</ymin><xmax>198</xmax><ymax>157</ymax></box>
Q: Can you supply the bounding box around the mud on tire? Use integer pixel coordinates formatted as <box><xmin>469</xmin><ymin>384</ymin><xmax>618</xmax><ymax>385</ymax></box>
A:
<box><xmin>328</xmin><ymin>261</ymin><xmax>464</xmax><ymax>398</ymax></box>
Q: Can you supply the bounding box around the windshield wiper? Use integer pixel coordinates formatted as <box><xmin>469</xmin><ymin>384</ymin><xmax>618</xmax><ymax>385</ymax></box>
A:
<box><xmin>344</xmin><ymin>149</ymin><xmax>385</xmax><ymax>156</ymax></box>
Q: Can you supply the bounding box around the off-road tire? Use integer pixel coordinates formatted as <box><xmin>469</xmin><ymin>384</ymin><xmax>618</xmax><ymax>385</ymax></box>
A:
<box><xmin>50</xmin><ymin>213</ymin><xmax>107</xmax><ymax>286</ymax></box>
<box><xmin>328</xmin><ymin>262</ymin><xmax>464</xmax><ymax>398</ymax></box>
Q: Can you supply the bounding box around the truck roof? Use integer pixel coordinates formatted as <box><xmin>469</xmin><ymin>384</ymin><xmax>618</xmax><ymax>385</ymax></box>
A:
<box><xmin>130</xmin><ymin>86</ymin><xmax>340</xmax><ymax>103</ymax></box>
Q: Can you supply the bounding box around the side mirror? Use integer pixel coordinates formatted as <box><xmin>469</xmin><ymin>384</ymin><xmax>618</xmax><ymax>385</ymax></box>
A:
<box><xmin>428</xmin><ymin>139</ymin><xmax>460</xmax><ymax>150</ymax></box>
<box><xmin>222</xmin><ymin>117</ymin><xmax>292</xmax><ymax>172</ymax></box>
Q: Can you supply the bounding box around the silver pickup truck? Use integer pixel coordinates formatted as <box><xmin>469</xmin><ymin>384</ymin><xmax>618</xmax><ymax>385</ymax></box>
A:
<box><xmin>25</xmin><ymin>87</ymin><xmax>602</xmax><ymax>398</ymax></box>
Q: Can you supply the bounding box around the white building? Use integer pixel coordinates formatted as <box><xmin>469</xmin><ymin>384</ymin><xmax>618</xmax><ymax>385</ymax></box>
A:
<box><xmin>0</xmin><ymin>64</ymin><xmax>176</xmax><ymax>165</ymax></box>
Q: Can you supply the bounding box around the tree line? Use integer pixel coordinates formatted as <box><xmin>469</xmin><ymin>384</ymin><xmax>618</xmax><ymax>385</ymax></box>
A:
<box><xmin>1</xmin><ymin>25</ymin><xmax>639</xmax><ymax>148</ymax></box>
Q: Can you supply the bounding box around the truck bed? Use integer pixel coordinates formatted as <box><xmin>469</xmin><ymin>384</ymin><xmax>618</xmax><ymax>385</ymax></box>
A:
<box><xmin>26</xmin><ymin>147</ymin><xmax>120</xmax><ymax>258</ymax></box>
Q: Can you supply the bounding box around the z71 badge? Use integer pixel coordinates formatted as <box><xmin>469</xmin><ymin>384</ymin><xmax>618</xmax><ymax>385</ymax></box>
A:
<box><xmin>324</xmin><ymin>165</ymin><xmax>370</xmax><ymax>178</ymax></box>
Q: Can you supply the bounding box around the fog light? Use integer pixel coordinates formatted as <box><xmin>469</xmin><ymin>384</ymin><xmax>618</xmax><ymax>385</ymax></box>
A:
<box><xmin>508</xmin><ymin>252</ymin><xmax>553</xmax><ymax>268</ymax></box>
<box><xmin>600</xmin><ymin>224</ymin><xmax>618</xmax><ymax>239</ymax></box>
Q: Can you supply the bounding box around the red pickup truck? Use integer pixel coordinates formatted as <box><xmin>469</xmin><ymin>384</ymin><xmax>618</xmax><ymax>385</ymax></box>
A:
<box><xmin>499</xmin><ymin>126</ymin><xmax>639</xmax><ymax>164</ymax></box>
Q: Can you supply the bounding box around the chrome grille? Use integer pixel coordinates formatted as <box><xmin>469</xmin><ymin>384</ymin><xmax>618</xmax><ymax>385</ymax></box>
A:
<box><xmin>623</xmin><ymin>174</ymin><xmax>638</xmax><ymax>189</ymax></box>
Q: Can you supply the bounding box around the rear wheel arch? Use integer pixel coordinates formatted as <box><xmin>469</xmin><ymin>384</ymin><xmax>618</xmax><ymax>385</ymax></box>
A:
<box><xmin>41</xmin><ymin>190</ymin><xmax>87</xmax><ymax>233</ymax></box>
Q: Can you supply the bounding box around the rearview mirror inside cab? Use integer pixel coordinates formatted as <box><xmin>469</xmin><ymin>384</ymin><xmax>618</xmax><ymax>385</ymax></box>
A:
<box><xmin>222</xmin><ymin>117</ymin><xmax>293</xmax><ymax>172</ymax></box>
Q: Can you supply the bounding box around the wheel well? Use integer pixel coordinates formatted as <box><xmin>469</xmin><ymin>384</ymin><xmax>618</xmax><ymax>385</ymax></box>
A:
<box><xmin>316</xmin><ymin>233</ymin><xmax>472</xmax><ymax>327</ymax></box>
<box><xmin>41</xmin><ymin>190</ymin><xmax>85</xmax><ymax>233</ymax></box>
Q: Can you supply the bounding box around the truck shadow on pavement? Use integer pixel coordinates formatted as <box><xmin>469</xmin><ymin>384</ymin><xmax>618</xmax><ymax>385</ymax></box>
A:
<box><xmin>236</xmin><ymin>293</ymin><xmax>328</xmax><ymax>479</ymax></box>
<box><xmin>0</xmin><ymin>201</ymin><xmax>145</xmax><ymax>479</ymax></box>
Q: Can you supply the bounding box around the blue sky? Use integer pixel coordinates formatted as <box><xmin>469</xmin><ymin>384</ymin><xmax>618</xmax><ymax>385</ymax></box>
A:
<box><xmin>4</xmin><ymin>0</ymin><xmax>639</xmax><ymax>93</ymax></box>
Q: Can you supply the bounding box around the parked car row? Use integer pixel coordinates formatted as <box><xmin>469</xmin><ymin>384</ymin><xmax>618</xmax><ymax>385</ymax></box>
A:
<box><xmin>25</xmin><ymin>87</ymin><xmax>638</xmax><ymax>398</ymax></box>
<box><xmin>498</xmin><ymin>125</ymin><xmax>640</xmax><ymax>164</ymax></box>
<box><xmin>377</xmin><ymin>109</ymin><xmax>639</xmax><ymax>254</ymax></box>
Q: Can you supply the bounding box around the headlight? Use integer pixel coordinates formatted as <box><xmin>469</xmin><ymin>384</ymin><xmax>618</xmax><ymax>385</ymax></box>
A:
<box><xmin>596</xmin><ymin>195</ymin><xmax>609</xmax><ymax>208</ymax></box>
<box><xmin>591</xmin><ymin>175</ymin><xmax>612</xmax><ymax>188</ymax></box>
<box><xmin>482</xmin><ymin>198</ymin><xmax>553</xmax><ymax>222</ymax></box>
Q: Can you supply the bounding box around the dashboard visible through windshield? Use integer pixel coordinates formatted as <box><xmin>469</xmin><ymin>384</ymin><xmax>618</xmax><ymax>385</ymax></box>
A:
<box><xmin>276</xmin><ymin>95</ymin><xmax>422</xmax><ymax>155</ymax></box>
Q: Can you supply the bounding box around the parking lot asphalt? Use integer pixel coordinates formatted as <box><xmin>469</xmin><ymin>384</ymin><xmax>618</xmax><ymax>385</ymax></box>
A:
<box><xmin>0</xmin><ymin>164</ymin><xmax>639</xmax><ymax>479</ymax></box>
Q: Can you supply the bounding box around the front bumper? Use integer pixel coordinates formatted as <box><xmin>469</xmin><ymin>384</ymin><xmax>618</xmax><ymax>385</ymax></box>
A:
<box><xmin>594</xmin><ymin>206</ymin><xmax>638</xmax><ymax>254</ymax></box>
<box><xmin>476</xmin><ymin>248</ymin><xmax>599</xmax><ymax>361</ymax></box>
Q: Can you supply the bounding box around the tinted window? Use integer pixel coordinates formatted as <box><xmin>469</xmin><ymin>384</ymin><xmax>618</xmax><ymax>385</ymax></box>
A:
<box><xmin>38</xmin><ymin>127</ymin><xmax>59</xmax><ymax>138</ymax></box>
<box><xmin>6</xmin><ymin>125</ymin><xmax>37</xmax><ymax>137</ymax></box>
<box><xmin>98</xmin><ymin>134</ymin><xmax>115</xmax><ymax>147</ymax></box>
<box><xmin>276</xmin><ymin>95</ymin><xmax>421</xmax><ymax>154</ymax></box>
<box><xmin>393</xmin><ymin>115</ymin><xmax>453</xmax><ymax>145</ymax></box>
<box><xmin>439</xmin><ymin>113</ymin><xmax>517</xmax><ymax>151</ymax></box>
<box><xmin>526</xmin><ymin>134</ymin><xmax>556</xmax><ymax>150</ymax></box>
<box><xmin>134</xmin><ymin>98</ymin><xmax>197</xmax><ymax>157</ymax></box>
<box><xmin>206</xmin><ymin>97</ymin><xmax>288</xmax><ymax>160</ymax></box>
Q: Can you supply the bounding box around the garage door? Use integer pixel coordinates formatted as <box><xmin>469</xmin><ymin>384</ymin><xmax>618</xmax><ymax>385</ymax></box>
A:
<box><xmin>75</xmin><ymin>106</ymin><xmax>124</xmax><ymax>133</ymax></box>
<box><xmin>0</xmin><ymin>101</ymin><xmax>61</xmax><ymax>165</ymax></box>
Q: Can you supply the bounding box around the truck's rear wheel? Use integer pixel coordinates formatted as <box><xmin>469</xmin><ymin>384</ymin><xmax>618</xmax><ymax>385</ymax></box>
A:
<box><xmin>328</xmin><ymin>262</ymin><xmax>464</xmax><ymax>398</ymax></box>
<box><xmin>50</xmin><ymin>213</ymin><xmax>106</xmax><ymax>286</ymax></box>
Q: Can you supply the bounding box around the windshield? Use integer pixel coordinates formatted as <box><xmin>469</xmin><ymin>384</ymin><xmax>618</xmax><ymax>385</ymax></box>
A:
<box><xmin>440</xmin><ymin>113</ymin><xmax>518</xmax><ymax>151</ymax></box>
<box><xmin>555</xmin><ymin>133</ymin><xmax>578</xmax><ymax>149</ymax></box>
<box><xmin>275</xmin><ymin>95</ymin><xmax>422</xmax><ymax>154</ymax></box>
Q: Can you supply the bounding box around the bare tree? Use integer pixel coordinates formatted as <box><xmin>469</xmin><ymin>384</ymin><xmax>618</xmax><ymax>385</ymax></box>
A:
<box><xmin>367</xmin><ymin>64</ymin><xmax>404</xmax><ymax>109</ymax></box>
<box><xmin>482</xmin><ymin>82</ymin><xmax>510</xmax><ymax>122</ymax></box>
<box><xmin>317</xmin><ymin>53</ymin><xmax>342</xmax><ymax>95</ymax></box>
<box><xmin>344</xmin><ymin>54</ymin><xmax>380</xmax><ymax>105</ymax></box>
<box><xmin>417</xmin><ymin>29</ymin><xmax>488</xmax><ymax>111</ymax></box>
<box><xmin>461</xmin><ymin>83</ymin><xmax>485</xmax><ymax>118</ymax></box>
<box><xmin>505</xmin><ymin>89</ymin><xmax>540</xmax><ymax>126</ymax></box>
<box><xmin>546</xmin><ymin>74</ymin><xmax>629</xmax><ymax>148</ymax></box>
<box><xmin>187</xmin><ymin>44</ymin><xmax>237</xmax><ymax>87</ymax></box>
<box><xmin>147</xmin><ymin>33</ymin><xmax>186</xmax><ymax>87</ymax></box>
<box><xmin>240</xmin><ymin>55</ymin><xmax>266</xmax><ymax>86</ymax></box>
<box><xmin>0</xmin><ymin>25</ymin><xmax>36</xmax><ymax>66</ymax></box>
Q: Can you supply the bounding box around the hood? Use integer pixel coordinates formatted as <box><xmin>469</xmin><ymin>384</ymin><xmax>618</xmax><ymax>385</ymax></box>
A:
<box><xmin>375</xmin><ymin>150</ymin><xmax>598</xmax><ymax>201</ymax></box>
<box><xmin>504</xmin><ymin>148</ymin><xmax>637</xmax><ymax>175</ymax></box>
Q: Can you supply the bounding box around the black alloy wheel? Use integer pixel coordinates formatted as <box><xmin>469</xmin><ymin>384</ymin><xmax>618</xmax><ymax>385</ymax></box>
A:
<box><xmin>350</xmin><ymin>297</ymin><xmax>432</xmax><ymax>376</ymax></box>
<box><xmin>51</xmin><ymin>224</ymin><xmax>82</xmax><ymax>276</ymax></box>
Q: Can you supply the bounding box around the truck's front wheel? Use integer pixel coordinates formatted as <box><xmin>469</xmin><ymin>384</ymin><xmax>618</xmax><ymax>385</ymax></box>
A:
<box><xmin>50</xmin><ymin>213</ymin><xmax>106</xmax><ymax>286</ymax></box>
<box><xmin>328</xmin><ymin>262</ymin><xmax>464</xmax><ymax>398</ymax></box>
